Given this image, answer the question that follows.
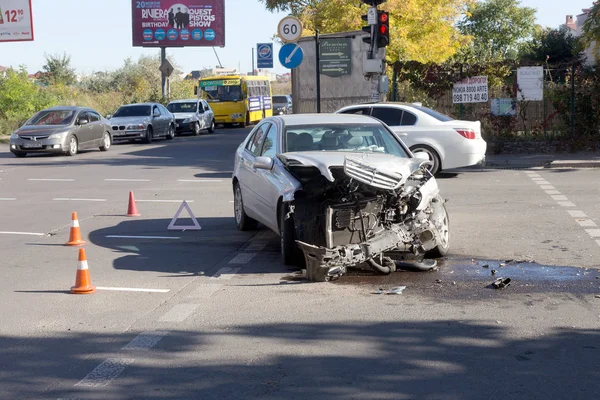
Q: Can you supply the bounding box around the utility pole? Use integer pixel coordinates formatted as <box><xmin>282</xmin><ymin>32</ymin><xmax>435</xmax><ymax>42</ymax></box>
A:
<box><xmin>316</xmin><ymin>29</ymin><xmax>321</xmax><ymax>113</ymax></box>
<box><xmin>160</xmin><ymin>47</ymin><xmax>167</xmax><ymax>99</ymax></box>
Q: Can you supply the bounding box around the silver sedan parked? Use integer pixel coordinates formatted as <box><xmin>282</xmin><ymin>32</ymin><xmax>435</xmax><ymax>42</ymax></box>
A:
<box><xmin>9</xmin><ymin>106</ymin><xmax>113</xmax><ymax>158</ymax></box>
<box><xmin>108</xmin><ymin>103</ymin><xmax>175</xmax><ymax>143</ymax></box>
<box><xmin>232</xmin><ymin>114</ymin><xmax>450</xmax><ymax>282</ymax></box>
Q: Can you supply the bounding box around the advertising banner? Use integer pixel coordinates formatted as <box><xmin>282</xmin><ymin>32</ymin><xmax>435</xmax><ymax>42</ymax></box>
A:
<box><xmin>132</xmin><ymin>0</ymin><xmax>224</xmax><ymax>47</ymax></box>
<box><xmin>452</xmin><ymin>76</ymin><xmax>488</xmax><ymax>104</ymax></box>
<box><xmin>517</xmin><ymin>66</ymin><xmax>543</xmax><ymax>101</ymax></box>
<box><xmin>0</xmin><ymin>0</ymin><xmax>34</xmax><ymax>42</ymax></box>
<box><xmin>256</xmin><ymin>43</ymin><xmax>273</xmax><ymax>69</ymax></box>
<box><xmin>490</xmin><ymin>98</ymin><xmax>517</xmax><ymax>116</ymax></box>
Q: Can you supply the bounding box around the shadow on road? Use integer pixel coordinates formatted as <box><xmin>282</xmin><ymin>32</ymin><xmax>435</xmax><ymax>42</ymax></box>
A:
<box><xmin>0</xmin><ymin>321</ymin><xmax>598</xmax><ymax>399</ymax></box>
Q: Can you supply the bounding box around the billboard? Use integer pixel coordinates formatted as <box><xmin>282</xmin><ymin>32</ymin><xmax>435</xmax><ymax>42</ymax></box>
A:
<box><xmin>132</xmin><ymin>1</ymin><xmax>224</xmax><ymax>47</ymax></box>
<box><xmin>0</xmin><ymin>0</ymin><xmax>34</xmax><ymax>42</ymax></box>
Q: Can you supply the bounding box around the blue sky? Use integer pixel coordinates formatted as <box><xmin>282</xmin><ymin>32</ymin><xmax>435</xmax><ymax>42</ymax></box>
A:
<box><xmin>0</xmin><ymin>0</ymin><xmax>595</xmax><ymax>76</ymax></box>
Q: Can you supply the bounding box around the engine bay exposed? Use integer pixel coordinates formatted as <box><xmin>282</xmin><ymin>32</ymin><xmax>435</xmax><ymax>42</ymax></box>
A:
<box><xmin>279</xmin><ymin>153</ymin><xmax>449</xmax><ymax>282</ymax></box>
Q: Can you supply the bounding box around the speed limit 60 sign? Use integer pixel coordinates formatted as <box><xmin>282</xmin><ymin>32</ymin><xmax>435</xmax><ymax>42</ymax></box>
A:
<box><xmin>277</xmin><ymin>16</ymin><xmax>303</xmax><ymax>43</ymax></box>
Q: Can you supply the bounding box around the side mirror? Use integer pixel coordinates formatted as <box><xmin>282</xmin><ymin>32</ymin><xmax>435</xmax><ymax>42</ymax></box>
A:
<box><xmin>78</xmin><ymin>118</ymin><xmax>89</xmax><ymax>125</ymax></box>
<box><xmin>253</xmin><ymin>156</ymin><xmax>274</xmax><ymax>170</ymax></box>
<box><xmin>106</xmin><ymin>114</ymin><xmax>112</xmax><ymax>119</ymax></box>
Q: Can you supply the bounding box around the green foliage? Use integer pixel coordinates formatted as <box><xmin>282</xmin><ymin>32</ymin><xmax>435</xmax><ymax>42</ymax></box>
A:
<box><xmin>41</xmin><ymin>52</ymin><xmax>77</xmax><ymax>86</ymax></box>
<box><xmin>582</xmin><ymin>1</ymin><xmax>600</xmax><ymax>58</ymax></box>
<box><xmin>520</xmin><ymin>26</ymin><xmax>583</xmax><ymax>75</ymax></box>
<box><xmin>458</xmin><ymin>0</ymin><xmax>537</xmax><ymax>62</ymax></box>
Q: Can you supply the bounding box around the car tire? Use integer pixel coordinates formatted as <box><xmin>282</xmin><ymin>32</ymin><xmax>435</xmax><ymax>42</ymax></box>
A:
<box><xmin>234</xmin><ymin>182</ymin><xmax>258</xmax><ymax>231</ymax></box>
<box><xmin>280</xmin><ymin>202</ymin><xmax>298</xmax><ymax>266</ymax></box>
<box><xmin>410</xmin><ymin>145</ymin><xmax>441</xmax><ymax>175</ymax></box>
<box><xmin>143</xmin><ymin>126</ymin><xmax>153</xmax><ymax>144</ymax></box>
<box><xmin>208</xmin><ymin>119</ymin><xmax>215</xmax><ymax>134</ymax></box>
<box><xmin>99</xmin><ymin>132</ymin><xmax>111</xmax><ymax>151</ymax></box>
<box><xmin>193</xmin><ymin>122</ymin><xmax>201</xmax><ymax>135</ymax></box>
<box><xmin>65</xmin><ymin>135</ymin><xmax>78</xmax><ymax>156</ymax></box>
<box><xmin>13</xmin><ymin>151</ymin><xmax>27</xmax><ymax>158</ymax></box>
<box><xmin>425</xmin><ymin>200</ymin><xmax>449</xmax><ymax>258</ymax></box>
<box><xmin>166</xmin><ymin>125</ymin><xmax>175</xmax><ymax>140</ymax></box>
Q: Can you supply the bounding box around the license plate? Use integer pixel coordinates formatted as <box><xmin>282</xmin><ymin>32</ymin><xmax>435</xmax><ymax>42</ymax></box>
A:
<box><xmin>23</xmin><ymin>142</ymin><xmax>42</xmax><ymax>148</ymax></box>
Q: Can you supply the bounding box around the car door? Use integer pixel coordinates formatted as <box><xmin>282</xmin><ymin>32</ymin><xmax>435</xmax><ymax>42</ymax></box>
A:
<box><xmin>152</xmin><ymin>105</ymin><xmax>165</xmax><ymax>136</ymax></box>
<box><xmin>236</xmin><ymin>122</ymin><xmax>270</xmax><ymax>224</ymax></box>
<box><xmin>159</xmin><ymin>104</ymin><xmax>173</xmax><ymax>133</ymax></box>
<box><xmin>196</xmin><ymin>101</ymin><xmax>206</xmax><ymax>129</ymax></box>
<box><xmin>74</xmin><ymin>111</ymin><xmax>94</xmax><ymax>148</ymax></box>
<box><xmin>87</xmin><ymin>111</ymin><xmax>104</xmax><ymax>145</ymax></box>
<box><xmin>370</xmin><ymin>106</ymin><xmax>412</xmax><ymax>143</ymax></box>
<box><xmin>201</xmin><ymin>100</ymin><xmax>212</xmax><ymax>128</ymax></box>
<box><xmin>250</xmin><ymin>123</ymin><xmax>281</xmax><ymax>230</ymax></box>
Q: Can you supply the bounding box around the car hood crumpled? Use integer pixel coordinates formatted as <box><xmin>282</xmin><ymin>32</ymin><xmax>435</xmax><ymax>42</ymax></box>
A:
<box><xmin>280</xmin><ymin>151</ymin><xmax>424</xmax><ymax>183</ymax></box>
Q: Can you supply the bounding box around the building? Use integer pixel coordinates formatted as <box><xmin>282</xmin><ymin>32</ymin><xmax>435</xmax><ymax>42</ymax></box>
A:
<box><xmin>562</xmin><ymin>4</ymin><xmax>599</xmax><ymax>65</ymax></box>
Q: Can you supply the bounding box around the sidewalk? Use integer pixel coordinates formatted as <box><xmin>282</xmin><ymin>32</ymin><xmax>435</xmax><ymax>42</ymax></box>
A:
<box><xmin>483</xmin><ymin>151</ymin><xmax>600</xmax><ymax>169</ymax></box>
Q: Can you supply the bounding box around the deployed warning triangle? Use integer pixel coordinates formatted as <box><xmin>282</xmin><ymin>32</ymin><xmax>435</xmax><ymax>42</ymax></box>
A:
<box><xmin>167</xmin><ymin>201</ymin><xmax>201</xmax><ymax>231</ymax></box>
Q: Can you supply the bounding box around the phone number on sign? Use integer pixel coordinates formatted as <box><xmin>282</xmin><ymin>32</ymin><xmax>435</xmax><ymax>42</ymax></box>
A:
<box><xmin>453</xmin><ymin>93</ymin><xmax>488</xmax><ymax>103</ymax></box>
<box><xmin>136</xmin><ymin>1</ymin><xmax>161</xmax><ymax>8</ymax></box>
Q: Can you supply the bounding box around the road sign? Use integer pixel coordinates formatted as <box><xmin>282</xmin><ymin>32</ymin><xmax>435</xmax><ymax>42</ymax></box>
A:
<box><xmin>257</xmin><ymin>43</ymin><xmax>273</xmax><ymax>68</ymax></box>
<box><xmin>159</xmin><ymin>59</ymin><xmax>174</xmax><ymax>77</ymax></box>
<box><xmin>278</xmin><ymin>43</ymin><xmax>304</xmax><ymax>69</ymax></box>
<box><xmin>367</xmin><ymin>7</ymin><xmax>377</xmax><ymax>25</ymax></box>
<box><xmin>319</xmin><ymin>38</ymin><xmax>352</xmax><ymax>78</ymax></box>
<box><xmin>277</xmin><ymin>16</ymin><xmax>303</xmax><ymax>43</ymax></box>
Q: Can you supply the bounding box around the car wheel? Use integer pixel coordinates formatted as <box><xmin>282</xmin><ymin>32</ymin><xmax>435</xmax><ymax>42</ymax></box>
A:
<box><xmin>208</xmin><ymin>119</ymin><xmax>215</xmax><ymax>134</ymax></box>
<box><xmin>99</xmin><ymin>132</ymin><xmax>111</xmax><ymax>151</ymax></box>
<box><xmin>65</xmin><ymin>135</ymin><xmax>78</xmax><ymax>156</ymax></box>
<box><xmin>13</xmin><ymin>151</ymin><xmax>27</xmax><ymax>158</ymax></box>
<box><xmin>280</xmin><ymin>202</ymin><xmax>298</xmax><ymax>266</ymax></box>
<box><xmin>411</xmin><ymin>145</ymin><xmax>441</xmax><ymax>175</ymax></box>
<box><xmin>143</xmin><ymin>126</ymin><xmax>153</xmax><ymax>144</ymax></box>
<box><xmin>234</xmin><ymin>182</ymin><xmax>258</xmax><ymax>231</ymax></box>
<box><xmin>425</xmin><ymin>200</ymin><xmax>449</xmax><ymax>258</ymax></box>
<box><xmin>193</xmin><ymin>122</ymin><xmax>201</xmax><ymax>135</ymax></box>
<box><xmin>166</xmin><ymin>125</ymin><xmax>175</xmax><ymax>140</ymax></box>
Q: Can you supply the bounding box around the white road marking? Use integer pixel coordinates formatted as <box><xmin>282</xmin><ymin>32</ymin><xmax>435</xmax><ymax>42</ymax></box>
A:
<box><xmin>228</xmin><ymin>253</ymin><xmax>256</xmax><ymax>264</ymax></box>
<box><xmin>540</xmin><ymin>185</ymin><xmax>555</xmax><ymax>190</ymax></box>
<box><xmin>177</xmin><ymin>179</ymin><xmax>223</xmax><ymax>182</ymax></box>
<box><xmin>246</xmin><ymin>241</ymin><xmax>268</xmax><ymax>252</ymax></box>
<box><xmin>96</xmin><ymin>287</ymin><xmax>170</xmax><ymax>293</ymax></box>
<box><xmin>585</xmin><ymin>229</ymin><xmax>600</xmax><ymax>238</ymax></box>
<box><xmin>551</xmin><ymin>195</ymin><xmax>569</xmax><ymax>201</ymax></box>
<box><xmin>212</xmin><ymin>266</ymin><xmax>242</xmax><ymax>279</ymax></box>
<box><xmin>53</xmin><ymin>198</ymin><xmax>107</xmax><ymax>202</ymax></box>
<box><xmin>535</xmin><ymin>180</ymin><xmax>551</xmax><ymax>185</ymax></box>
<box><xmin>75</xmin><ymin>358</ymin><xmax>134</xmax><ymax>388</ymax></box>
<box><xmin>0</xmin><ymin>198</ymin><xmax>16</xmax><ymax>201</ymax></box>
<box><xmin>136</xmin><ymin>199</ymin><xmax>195</xmax><ymax>203</ymax></box>
<box><xmin>187</xmin><ymin>284</ymin><xmax>223</xmax><ymax>298</ymax></box>
<box><xmin>531</xmin><ymin>177</ymin><xmax>545</xmax><ymax>181</ymax></box>
<box><xmin>557</xmin><ymin>201</ymin><xmax>576</xmax><ymax>207</ymax></box>
<box><xmin>28</xmin><ymin>178</ymin><xmax>74</xmax><ymax>182</ymax></box>
<box><xmin>527</xmin><ymin>173</ymin><xmax>540</xmax><ymax>177</ymax></box>
<box><xmin>105</xmin><ymin>179</ymin><xmax>150</xmax><ymax>182</ymax></box>
<box><xmin>122</xmin><ymin>331</ymin><xmax>169</xmax><ymax>351</ymax></box>
<box><xmin>0</xmin><ymin>231</ymin><xmax>46</xmax><ymax>236</ymax></box>
<box><xmin>545</xmin><ymin>190</ymin><xmax>561</xmax><ymax>195</ymax></box>
<box><xmin>568</xmin><ymin>210</ymin><xmax>587</xmax><ymax>218</ymax></box>
<box><xmin>158</xmin><ymin>304</ymin><xmax>200</xmax><ymax>322</ymax></box>
<box><xmin>105</xmin><ymin>235</ymin><xmax>180</xmax><ymax>240</ymax></box>
<box><xmin>576</xmin><ymin>219</ymin><xmax>597</xmax><ymax>227</ymax></box>
<box><xmin>596</xmin><ymin>240</ymin><xmax>600</xmax><ymax>247</ymax></box>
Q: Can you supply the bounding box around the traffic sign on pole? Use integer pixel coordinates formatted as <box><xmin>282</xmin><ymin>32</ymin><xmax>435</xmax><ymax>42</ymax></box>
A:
<box><xmin>278</xmin><ymin>43</ymin><xmax>304</xmax><ymax>69</ymax></box>
<box><xmin>256</xmin><ymin>43</ymin><xmax>273</xmax><ymax>68</ymax></box>
<box><xmin>277</xmin><ymin>16</ymin><xmax>303</xmax><ymax>43</ymax></box>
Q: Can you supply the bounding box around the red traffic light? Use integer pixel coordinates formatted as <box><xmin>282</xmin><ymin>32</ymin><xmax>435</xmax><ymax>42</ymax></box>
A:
<box><xmin>379</xmin><ymin>12</ymin><xmax>388</xmax><ymax>23</ymax></box>
<box><xmin>379</xmin><ymin>25</ymin><xmax>387</xmax><ymax>35</ymax></box>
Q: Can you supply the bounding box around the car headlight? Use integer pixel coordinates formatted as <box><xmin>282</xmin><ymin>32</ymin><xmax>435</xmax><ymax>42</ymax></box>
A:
<box><xmin>49</xmin><ymin>132</ymin><xmax>68</xmax><ymax>139</ymax></box>
<box><xmin>127</xmin><ymin>124</ymin><xmax>145</xmax><ymax>130</ymax></box>
<box><xmin>10</xmin><ymin>132</ymin><xmax>19</xmax><ymax>139</ymax></box>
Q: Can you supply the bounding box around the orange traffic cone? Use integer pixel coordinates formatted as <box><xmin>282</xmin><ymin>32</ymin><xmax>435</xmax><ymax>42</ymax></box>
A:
<box><xmin>127</xmin><ymin>191</ymin><xmax>140</xmax><ymax>217</ymax></box>
<box><xmin>66</xmin><ymin>212</ymin><xmax>86</xmax><ymax>246</ymax></box>
<box><xmin>71</xmin><ymin>248</ymin><xmax>96</xmax><ymax>294</ymax></box>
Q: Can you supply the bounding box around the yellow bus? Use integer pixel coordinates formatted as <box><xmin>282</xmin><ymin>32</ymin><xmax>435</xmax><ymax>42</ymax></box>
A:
<box><xmin>197</xmin><ymin>74</ymin><xmax>273</xmax><ymax>127</ymax></box>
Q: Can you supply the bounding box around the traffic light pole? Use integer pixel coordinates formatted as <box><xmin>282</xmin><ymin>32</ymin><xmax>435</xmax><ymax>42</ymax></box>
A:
<box><xmin>316</xmin><ymin>29</ymin><xmax>321</xmax><ymax>113</ymax></box>
<box><xmin>369</xmin><ymin>2</ymin><xmax>380</xmax><ymax>102</ymax></box>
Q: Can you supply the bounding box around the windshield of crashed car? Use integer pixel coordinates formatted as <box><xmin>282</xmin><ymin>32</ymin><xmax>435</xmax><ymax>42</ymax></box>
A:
<box><xmin>112</xmin><ymin>105</ymin><xmax>151</xmax><ymax>118</ymax></box>
<box><xmin>284</xmin><ymin>124</ymin><xmax>409</xmax><ymax>158</ymax></box>
<box><xmin>27</xmin><ymin>110</ymin><xmax>75</xmax><ymax>126</ymax></box>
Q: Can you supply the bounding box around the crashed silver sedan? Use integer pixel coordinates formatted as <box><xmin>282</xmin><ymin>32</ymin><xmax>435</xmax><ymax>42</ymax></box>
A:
<box><xmin>232</xmin><ymin>114</ymin><xmax>449</xmax><ymax>281</ymax></box>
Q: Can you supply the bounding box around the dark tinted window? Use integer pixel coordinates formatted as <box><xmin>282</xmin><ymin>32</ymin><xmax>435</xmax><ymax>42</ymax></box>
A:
<box><xmin>410</xmin><ymin>105</ymin><xmax>453</xmax><ymax>122</ymax></box>
<box><xmin>273</xmin><ymin>96</ymin><xmax>288</xmax><ymax>103</ymax></box>
<box><xmin>167</xmin><ymin>102</ymin><xmax>196</xmax><ymax>113</ymax></box>
<box><xmin>246</xmin><ymin>123</ymin><xmax>270</xmax><ymax>156</ymax></box>
<box><xmin>340</xmin><ymin>107</ymin><xmax>371</xmax><ymax>116</ymax></box>
<box><xmin>261</xmin><ymin>124</ymin><xmax>278</xmax><ymax>158</ymax></box>
<box><xmin>371</xmin><ymin>107</ymin><xmax>403</xmax><ymax>126</ymax></box>
<box><xmin>113</xmin><ymin>105</ymin><xmax>151</xmax><ymax>117</ymax></box>
<box><xmin>401</xmin><ymin>110</ymin><xmax>417</xmax><ymax>126</ymax></box>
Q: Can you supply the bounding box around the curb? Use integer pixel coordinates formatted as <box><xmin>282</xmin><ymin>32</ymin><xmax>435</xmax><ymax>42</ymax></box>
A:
<box><xmin>547</xmin><ymin>160</ymin><xmax>600</xmax><ymax>169</ymax></box>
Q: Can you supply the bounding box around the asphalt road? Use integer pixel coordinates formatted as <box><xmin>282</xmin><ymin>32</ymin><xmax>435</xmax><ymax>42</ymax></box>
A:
<box><xmin>0</xmin><ymin>128</ymin><xmax>599</xmax><ymax>399</ymax></box>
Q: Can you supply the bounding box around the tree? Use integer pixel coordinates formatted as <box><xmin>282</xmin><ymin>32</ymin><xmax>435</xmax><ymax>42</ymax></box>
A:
<box><xmin>582</xmin><ymin>1</ymin><xmax>600</xmax><ymax>60</ymax></box>
<box><xmin>41</xmin><ymin>52</ymin><xmax>77</xmax><ymax>86</ymax></box>
<box><xmin>520</xmin><ymin>26</ymin><xmax>583</xmax><ymax>78</ymax></box>
<box><xmin>457</xmin><ymin>0</ymin><xmax>537</xmax><ymax>62</ymax></box>
<box><xmin>260</xmin><ymin>0</ymin><xmax>472</xmax><ymax>64</ymax></box>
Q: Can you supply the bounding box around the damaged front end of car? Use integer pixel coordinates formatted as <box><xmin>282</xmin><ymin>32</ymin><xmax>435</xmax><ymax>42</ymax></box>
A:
<box><xmin>279</xmin><ymin>152</ymin><xmax>449</xmax><ymax>282</ymax></box>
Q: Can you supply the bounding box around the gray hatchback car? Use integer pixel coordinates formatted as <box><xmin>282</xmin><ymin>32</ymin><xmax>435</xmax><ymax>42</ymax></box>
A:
<box><xmin>9</xmin><ymin>106</ymin><xmax>112</xmax><ymax>158</ymax></box>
